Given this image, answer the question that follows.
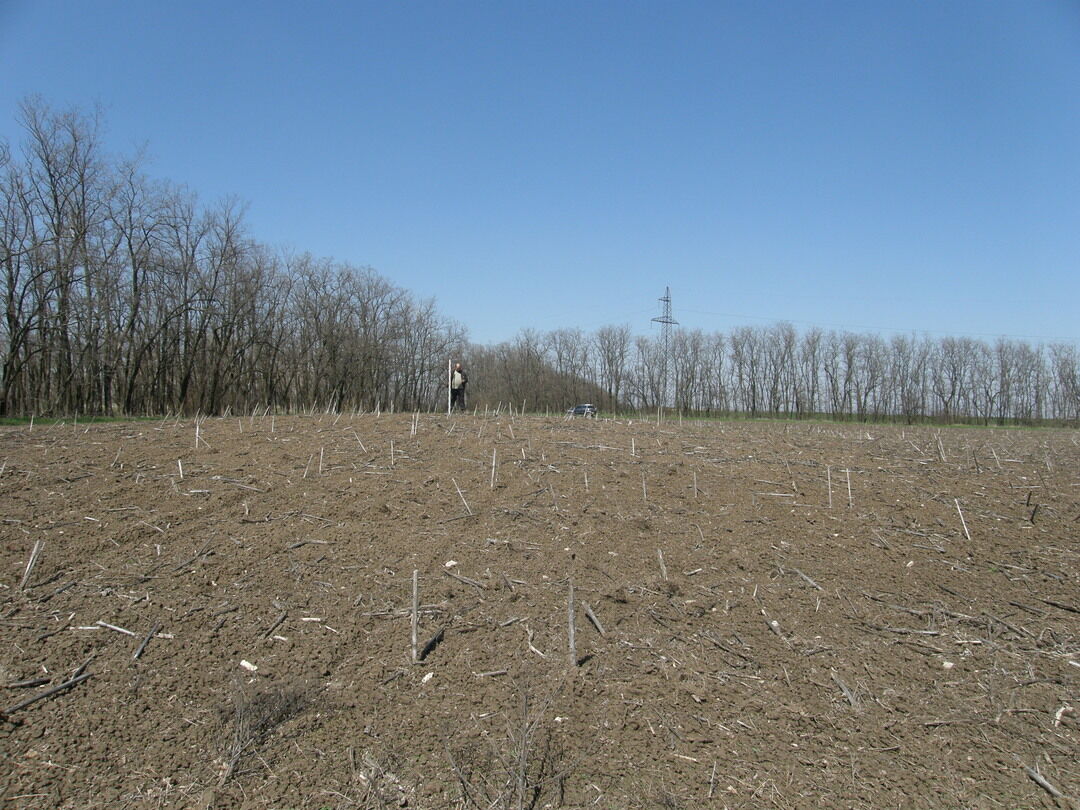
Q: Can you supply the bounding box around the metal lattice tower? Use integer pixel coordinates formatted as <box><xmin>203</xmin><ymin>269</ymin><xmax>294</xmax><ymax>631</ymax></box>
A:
<box><xmin>651</xmin><ymin>287</ymin><xmax>678</xmax><ymax>407</ymax></box>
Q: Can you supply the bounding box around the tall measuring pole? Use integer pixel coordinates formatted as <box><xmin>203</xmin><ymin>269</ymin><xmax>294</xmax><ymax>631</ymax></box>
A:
<box><xmin>651</xmin><ymin>287</ymin><xmax>678</xmax><ymax>408</ymax></box>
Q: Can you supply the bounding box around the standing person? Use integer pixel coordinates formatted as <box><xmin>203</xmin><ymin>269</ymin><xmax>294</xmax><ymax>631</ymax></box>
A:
<box><xmin>449</xmin><ymin>362</ymin><xmax>468</xmax><ymax>411</ymax></box>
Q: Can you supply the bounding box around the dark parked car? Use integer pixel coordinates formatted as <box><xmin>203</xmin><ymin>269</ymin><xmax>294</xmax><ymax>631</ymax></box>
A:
<box><xmin>567</xmin><ymin>403</ymin><xmax>598</xmax><ymax>417</ymax></box>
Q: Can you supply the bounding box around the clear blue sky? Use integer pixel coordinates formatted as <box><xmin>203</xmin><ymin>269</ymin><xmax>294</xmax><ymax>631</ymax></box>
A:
<box><xmin>2</xmin><ymin>1</ymin><xmax>1078</xmax><ymax>346</ymax></box>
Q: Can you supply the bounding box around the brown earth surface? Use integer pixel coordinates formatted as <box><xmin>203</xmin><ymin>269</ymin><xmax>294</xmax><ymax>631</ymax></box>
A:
<box><xmin>1</xmin><ymin>413</ymin><xmax>1078</xmax><ymax>809</ymax></box>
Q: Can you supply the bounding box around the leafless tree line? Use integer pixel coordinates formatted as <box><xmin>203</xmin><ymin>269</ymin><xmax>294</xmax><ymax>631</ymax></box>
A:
<box><xmin>469</xmin><ymin>321</ymin><xmax>1079</xmax><ymax>423</ymax></box>
<box><xmin>3</xmin><ymin>99</ymin><xmax>1077</xmax><ymax>423</ymax></box>
<box><xmin>1</xmin><ymin>98</ymin><xmax>465</xmax><ymax>416</ymax></box>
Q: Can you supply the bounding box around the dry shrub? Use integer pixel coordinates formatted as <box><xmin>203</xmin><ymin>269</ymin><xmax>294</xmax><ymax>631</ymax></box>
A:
<box><xmin>445</xmin><ymin>676</ymin><xmax>570</xmax><ymax>810</ymax></box>
<box><xmin>219</xmin><ymin>679</ymin><xmax>313</xmax><ymax>785</ymax></box>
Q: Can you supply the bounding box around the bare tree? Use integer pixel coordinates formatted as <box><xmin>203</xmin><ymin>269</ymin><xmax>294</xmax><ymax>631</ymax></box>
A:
<box><xmin>762</xmin><ymin>322</ymin><xmax>797</xmax><ymax>414</ymax></box>
<box><xmin>15</xmin><ymin>97</ymin><xmax>108</xmax><ymax>413</ymax></box>
<box><xmin>594</xmin><ymin>324</ymin><xmax>631</xmax><ymax>412</ymax></box>
<box><xmin>795</xmin><ymin>327</ymin><xmax>822</xmax><ymax>417</ymax></box>
<box><xmin>729</xmin><ymin>326</ymin><xmax>764</xmax><ymax>416</ymax></box>
<box><xmin>0</xmin><ymin>135</ymin><xmax>44</xmax><ymax>414</ymax></box>
<box><xmin>703</xmin><ymin>331</ymin><xmax>729</xmax><ymax>414</ymax></box>
<box><xmin>1049</xmin><ymin>343</ymin><xmax>1080</xmax><ymax>422</ymax></box>
<box><xmin>889</xmin><ymin>334</ymin><xmax>929</xmax><ymax>424</ymax></box>
<box><xmin>670</xmin><ymin>328</ymin><xmax>705</xmax><ymax>413</ymax></box>
<box><xmin>853</xmin><ymin>334</ymin><xmax>888</xmax><ymax>420</ymax></box>
<box><xmin>629</xmin><ymin>335</ymin><xmax>665</xmax><ymax>410</ymax></box>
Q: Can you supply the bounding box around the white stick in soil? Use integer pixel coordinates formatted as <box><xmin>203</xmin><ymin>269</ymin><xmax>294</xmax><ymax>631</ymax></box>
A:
<box><xmin>452</xmin><ymin>478</ymin><xmax>473</xmax><ymax>515</ymax></box>
<box><xmin>955</xmin><ymin>498</ymin><xmax>972</xmax><ymax>542</ymax></box>
<box><xmin>845</xmin><ymin>468</ymin><xmax>853</xmax><ymax>508</ymax></box>
<box><xmin>411</xmin><ymin>569</ymin><xmax>419</xmax><ymax>664</ymax></box>
<box><xmin>96</xmin><ymin>620</ymin><xmax>136</xmax><ymax>636</ymax></box>
<box><xmin>390</xmin><ymin>440</ymin><xmax>395</xmax><ymax>468</ymax></box>
<box><xmin>641</xmin><ymin>471</ymin><xmax>647</xmax><ymax>502</ymax></box>
<box><xmin>177</xmin><ymin>459</ymin><xmax>184</xmax><ymax>480</ymax></box>
<box><xmin>827</xmin><ymin>465</ymin><xmax>833</xmax><ymax>509</ymax></box>
<box><xmin>490</xmin><ymin>448</ymin><xmax>496</xmax><ymax>489</ymax></box>
<box><xmin>583</xmin><ymin>602</ymin><xmax>605</xmax><ymax>635</ymax></box>
<box><xmin>657</xmin><ymin>548</ymin><xmax>668</xmax><ymax>580</ymax></box>
<box><xmin>1025</xmin><ymin>764</ymin><xmax>1066</xmax><ymax>799</ymax></box>
<box><xmin>20</xmin><ymin>540</ymin><xmax>44</xmax><ymax>590</ymax></box>
<box><xmin>567</xmin><ymin>579</ymin><xmax>577</xmax><ymax>667</ymax></box>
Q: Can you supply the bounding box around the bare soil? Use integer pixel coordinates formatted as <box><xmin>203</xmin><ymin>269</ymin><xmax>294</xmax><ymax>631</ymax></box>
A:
<box><xmin>1</xmin><ymin>413</ymin><xmax>1078</xmax><ymax>809</ymax></box>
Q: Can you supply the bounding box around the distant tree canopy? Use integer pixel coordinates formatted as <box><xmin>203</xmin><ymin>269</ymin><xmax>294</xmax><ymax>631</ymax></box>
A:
<box><xmin>466</xmin><ymin>324</ymin><xmax>1079</xmax><ymax>424</ymax></box>
<box><xmin>2</xmin><ymin>98</ymin><xmax>1077</xmax><ymax>422</ymax></box>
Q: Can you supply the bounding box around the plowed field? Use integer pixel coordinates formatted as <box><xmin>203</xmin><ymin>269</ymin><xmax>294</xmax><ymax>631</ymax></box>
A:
<box><xmin>2</xmin><ymin>414</ymin><xmax>1078</xmax><ymax>809</ymax></box>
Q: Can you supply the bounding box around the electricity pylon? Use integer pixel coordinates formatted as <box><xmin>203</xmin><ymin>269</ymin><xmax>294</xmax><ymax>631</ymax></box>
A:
<box><xmin>651</xmin><ymin>287</ymin><xmax>678</xmax><ymax>408</ymax></box>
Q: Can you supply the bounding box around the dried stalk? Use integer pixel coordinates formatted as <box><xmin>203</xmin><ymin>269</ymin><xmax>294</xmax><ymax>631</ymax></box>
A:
<box><xmin>3</xmin><ymin>671</ymin><xmax>92</xmax><ymax>715</ymax></box>
<box><xmin>583</xmin><ymin>602</ymin><xmax>606</xmax><ymax>636</ymax></box>
<box><xmin>452</xmin><ymin>478</ymin><xmax>473</xmax><ymax>515</ymax></box>
<box><xmin>787</xmin><ymin>566</ymin><xmax>823</xmax><ymax>591</ymax></box>
<box><xmin>263</xmin><ymin>611</ymin><xmax>287</xmax><ymax>639</ymax></box>
<box><xmin>955</xmin><ymin>498</ymin><xmax>971</xmax><ymax>541</ymax></box>
<box><xmin>20</xmin><ymin>540</ymin><xmax>44</xmax><ymax>590</ymax></box>
<box><xmin>411</xmin><ymin>570</ymin><xmax>419</xmax><ymax>664</ymax></box>
<box><xmin>96</xmin><ymin>620</ymin><xmax>135</xmax><ymax>636</ymax></box>
<box><xmin>133</xmin><ymin>623</ymin><xmax>162</xmax><ymax>660</ymax></box>
<box><xmin>830</xmin><ymin>670</ymin><xmax>859</xmax><ymax>708</ymax></box>
<box><xmin>567</xmin><ymin>580</ymin><xmax>577</xmax><ymax>667</ymax></box>
<box><xmin>443</xmin><ymin>569</ymin><xmax>485</xmax><ymax>590</ymax></box>
<box><xmin>1023</xmin><ymin>765</ymin><xmax>1065</xmax><ymax>800</ymax></box>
